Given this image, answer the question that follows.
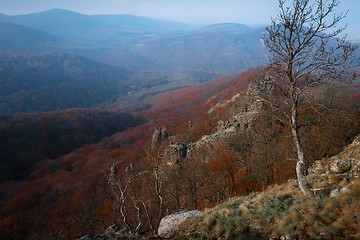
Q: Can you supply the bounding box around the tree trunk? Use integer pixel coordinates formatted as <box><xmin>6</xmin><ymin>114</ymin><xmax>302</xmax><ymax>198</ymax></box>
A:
<box><xmin>154</xmin><ymin>170</ymin><xmax>164</xmax><ymax>234</ymax></box>
<box><xmin>291</xmin><ymin>107</ymin><xmax>313</xmax><ymax>196</ymax></box>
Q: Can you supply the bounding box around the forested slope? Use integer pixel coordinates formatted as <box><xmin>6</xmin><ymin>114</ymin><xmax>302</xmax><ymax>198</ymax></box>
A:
<box><xmin>1</xmin><ymin>68</ymin><xmax>358</xmax><ymax>239</ymax></box>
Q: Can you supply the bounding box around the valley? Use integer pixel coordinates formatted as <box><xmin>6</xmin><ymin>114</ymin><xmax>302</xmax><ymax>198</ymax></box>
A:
<box><xmin>0</xmin><ymin>6</ymin><xmax>359</xmax><ymax>240</ymax></box>
<box><xmin>0</xmin><ymin>9</ymin><xmax>270</xmax><ymax>185</ymax></box>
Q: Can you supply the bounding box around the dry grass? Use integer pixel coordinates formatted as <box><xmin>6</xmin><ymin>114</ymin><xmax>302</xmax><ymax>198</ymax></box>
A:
<box><xmin>175</xmin><ymin>173</ymin><xmax>359</xmax><ymax>240</ymax></box>
<box><xmin>174</xmin><ymin>137</ymin><xmax>360</xmax><ymax>239</ymax></box>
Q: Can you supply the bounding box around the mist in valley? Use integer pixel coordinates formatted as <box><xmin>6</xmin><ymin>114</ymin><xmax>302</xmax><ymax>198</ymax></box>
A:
<box><xmin>0</xmin><ymin>1</ymin><xmax>359</xmax><ymax>239</ymax></box>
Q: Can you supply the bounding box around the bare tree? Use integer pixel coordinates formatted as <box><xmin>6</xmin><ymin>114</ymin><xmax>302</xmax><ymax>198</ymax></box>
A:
<box><xmin>143</xmin><ymin>146</ymin><xmax>166</xmax><ymax>234</ymax></box>
<box><xmin>263</xmin><ymin>0</ymin><xmax>358</xmax><ymax>195</ymax></box>
<box><xmin>108</xmin><ymin>161</ymin><xmax>146</xmax><ymax>232</ymax></box>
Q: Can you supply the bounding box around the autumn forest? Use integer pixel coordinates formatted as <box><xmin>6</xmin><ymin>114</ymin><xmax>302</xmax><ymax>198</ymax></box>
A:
<box><xmin>0</xmin><ymin>1</ymin><xmax>359</xmax><ymax>239</ymax></box>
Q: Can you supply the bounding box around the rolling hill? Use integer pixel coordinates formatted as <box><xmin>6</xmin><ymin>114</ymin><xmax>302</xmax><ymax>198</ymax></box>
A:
<box><xmin>1</xmin><ymin>9</ymin><xmax>358</xmax><ymax>78</ymax></box>
<box><xmin>196</xmin><ymin>23</ymin><xmax>250</xmax><ymax>33</ymax></box>
<box><xmin>0</xmin><ymin>52</ymin><xmax>176</xmax><ymax>113</ymax></box>
<box><xmin>0</xmin><ymin>51</ymin><xmax>223</xmax><ymax>115</ymax></box>
<box><xmin>0</xmin><ymin>9</ymin><xmax>189</xmax><ymax>44</ymax></box>
<box><xmin>0</xmin><ymin>22</ymin><xmax>65</xmax><ymax>51</ymax></box>
<box><xmin>0</xmin><ymin>9</ymin><xmax>268</xmax><ymax>75</ymax></box>
<box><xmin>129</xmin><ymin>27</ymin><xmax>268</xmax><ymax>74</ymax></box>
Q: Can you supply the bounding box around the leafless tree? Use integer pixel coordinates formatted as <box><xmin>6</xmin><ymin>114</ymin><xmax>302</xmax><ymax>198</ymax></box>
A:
<box><xmin>143</xmin><ymin>146</ymin><xmax>166</xmax><ymax>234</ymax></box>
<box><xmin>108</xmin><ymin>161</ymin><xmax>146</xmax><ymax>231</ymax></box>
<box><xmin>263</xmin><ymin>0</ymin><xmax>358</xmax><ymax>195</ymax></box>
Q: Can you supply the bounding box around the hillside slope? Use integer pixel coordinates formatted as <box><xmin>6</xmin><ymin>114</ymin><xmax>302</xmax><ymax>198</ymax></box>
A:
<box><xmin>176</xmin><ymin>135</ymin><xmax>360</xmax><ymax>239</ymax></box>
<box><xmin>0</xmin><ymin>68</ymin><xmax>358</xmax><ymax>239</ymax></box>
<box><xmin>0</xmin><ymin>22</ymin><xmax>65</xmax><ymax>51</ymax></box>
<box><xmin>129</xmin><ymin>28</ymin><xmax>268</xmax><ymax>74</ymax></box>
<box><xmin>0</xmin><ymin>52</ymin><xmax>169</xmax><ymax>113</ymax></box>
<box><xmin>0</xmin><ymin>109</ymin><xmax>142</xmax><ymax>181</ymax></box>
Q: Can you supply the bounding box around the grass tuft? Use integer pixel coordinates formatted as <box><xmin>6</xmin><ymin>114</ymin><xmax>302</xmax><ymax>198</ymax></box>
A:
<box><xmin>176</xmin><ymin>138</ymin><xmax>360</xmax><ymax>239</ymax></box>
<box><xmin>176</xmin><ymin>177</ymin><xmax>360</xmax><ymax>240</ymax></box>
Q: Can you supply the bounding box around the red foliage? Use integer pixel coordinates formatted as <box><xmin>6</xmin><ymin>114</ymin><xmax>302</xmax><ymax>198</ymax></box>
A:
<box><xmin>2</xmin><ymin>66</ymin><xmax>359</xmax><ymax>239</ymax></box>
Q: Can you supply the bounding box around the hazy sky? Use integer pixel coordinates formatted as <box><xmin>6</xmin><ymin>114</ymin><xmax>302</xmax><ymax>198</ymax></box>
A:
<box><xmin>0</xmin><ymin>0</ymin><xmax>359</xmax><ymax>28</ymax></box>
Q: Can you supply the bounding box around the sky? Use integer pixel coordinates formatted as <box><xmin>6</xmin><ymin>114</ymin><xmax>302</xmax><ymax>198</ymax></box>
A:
<box><xmin>0</xmin><ymin>0</ymin><xmax>359</xmax><ymax>29</ymax></box>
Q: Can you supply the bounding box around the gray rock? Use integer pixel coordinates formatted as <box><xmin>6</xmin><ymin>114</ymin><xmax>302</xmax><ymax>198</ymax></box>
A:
<box><xmin>280</xmin><ymin>234</ymin><xmax>293</xmax><ymax>240</ymax></box>
<box><xmin>351</xmin><ymin>135</ymin><xmax>360</xmax><ymax>146</ymax></box>
<box><xmin>168</xmin><ymin>142</ymin><xmax>188</xmax><ymax>164</ymax></box>
<box><xmin>329</xmin><ymin>185</ymin><xmax>349</xmax><ymax>198</ymax></box>
<box><xmin>309</xmin><ymin>160</ymin><xmax>325</xmax><ymax>174</ymax></box>
<box><xmin>104</xmin><ymin>224</ymin><xmax>121</xmax><ymax>235</ymax></box>
<box><xmin>157</xmin><ymin>210</ymin><xmax>202</xmax><ymax>238</ymax></box>
<box><xmin>329</xmin><ymin>158</ymin><xmax>352</xmax><ymax>174</ymax></box>
<box><xmin>151</xmin><ymin>126</ymin><xmax>168</xmax><ymax>148</ymax></box>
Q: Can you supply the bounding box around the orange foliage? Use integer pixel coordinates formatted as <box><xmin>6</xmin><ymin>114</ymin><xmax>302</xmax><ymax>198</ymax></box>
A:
<box><xmin>2</xmin><ymin>67</ymin><xmax>359</xmax><ymax>239</ymax></box>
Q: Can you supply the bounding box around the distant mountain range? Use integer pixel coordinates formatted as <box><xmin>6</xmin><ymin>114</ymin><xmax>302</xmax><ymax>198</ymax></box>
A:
<box><xmin>196</xmin><ymin>23</ymin><xmax>250</xmax><ymax>33</ymax></box>
<box><xmin>129</xmin><ymin>27</ymin><xmax>268</xmax><ymax>74</ymax></box>
<box><xmin>0</xmin><ymin>9</ymin><xmax>358</xmax><ymax>115</ymax></box>
<box><xmin>0</xmin><ymin>8</ymin><xmax>359</xmax><ymax>240</ymax></box>
<box><xmin>0</xmin><ymin>9</ymin><xmax>190</xmax><ymax>43</ymax></box>
<box><xmin>0</xmin><ymin>9</ymin><xmax>269</xmax><ymax>75</ymax></box>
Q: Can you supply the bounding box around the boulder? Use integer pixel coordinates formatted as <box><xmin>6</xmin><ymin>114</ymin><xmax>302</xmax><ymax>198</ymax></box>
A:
<box><xmin>157</xmin><ymin>210</ymin><xmax>202</xmax><ymax>238</ymax></box>
<box><xmin>329</xmin><ymin>185</ymin><xmax>349</xmax><ymax>198</ymax></box>
<box><xmin>280</xmin><ymin>234</ymin><xmax>293</xmax><ymax>240</ymax></box>
<box><xmin>329</xmin><ymin>158</ymin><xmax>352</xmax><ymax>174</ymax></box>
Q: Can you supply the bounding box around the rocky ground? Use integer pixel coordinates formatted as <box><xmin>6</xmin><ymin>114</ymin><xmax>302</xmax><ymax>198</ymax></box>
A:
<box><xmin>77</xmin><ymin>134</ymin><xmax>360</xmax><ymax>239</ymax></box>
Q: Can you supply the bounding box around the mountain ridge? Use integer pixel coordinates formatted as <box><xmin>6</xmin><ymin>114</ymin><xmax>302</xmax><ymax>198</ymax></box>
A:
<box><xmin>0</xmin><ymin>9</ymin><xmax>190</xmax><ymax>39</ymax></box>
<box><xmin>0</xmin><ymin>21</ymin><xmax>65</xmax><ymax>51</ymax></box>
<box><xmin>0</xmin><ymin>52</ymin><xmax>133</xmax><ymax>113</ymax></box>
<box><xmin>197</xmin><ymin>23</ymin><xmax>250</xmax><ymax>33</ymax></box>
<box><xmin>0</xmin><ymin>9</ymin><xmax>269</xmax><ymax>75</ymax></box>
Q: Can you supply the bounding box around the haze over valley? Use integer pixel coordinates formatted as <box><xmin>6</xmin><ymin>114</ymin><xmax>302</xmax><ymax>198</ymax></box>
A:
<box><xmin>0</xmin><ymin>1</ymin><xmax>359</xmax><ymax>239</ymax></box>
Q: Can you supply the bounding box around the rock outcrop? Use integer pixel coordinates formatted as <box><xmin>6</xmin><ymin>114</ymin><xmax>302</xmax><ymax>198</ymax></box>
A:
<box><xmin>166</xmin><ymin>142</ymin><xmax>188</xmax><ymax>165</ymax></box>
<box><xmin>157</xmin><ymin>210</ymin><xmax>203</xmax><ymax>238</ymax></box>
<box><xmin>330</xmin><ymin>135</ymin><xmax>360</xmax><ymax>177</ymax></box>
<box><xmin>151</xmin><ymin>126</ymin><xmax>168</xmax><ymax>148</ymax></box>
<box><xmin>189</xmin><ymin>97</ymin><xmax>261</xmax><ymax>156</ymax></box>
<box><xmin>310</xmin><ymin>134</ymin><xmax>360</xmax><ymax>198</ymax></box>
<box><xmin>159</xmin><ymin>83</ymin><xmax>266</xmax><ymax>167</ymax></box>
